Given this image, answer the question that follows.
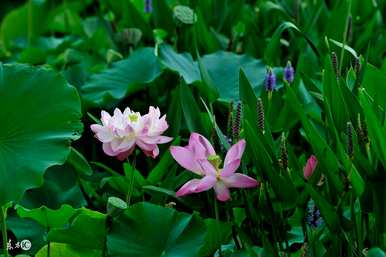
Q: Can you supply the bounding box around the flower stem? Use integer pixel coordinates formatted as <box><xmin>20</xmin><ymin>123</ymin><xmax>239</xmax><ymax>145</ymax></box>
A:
<box><xmin>263</xmin><ymin>183</ymin><xmax>282</xmax><ymax>255</ymax></box>
<box><xmin>213</xmin><ymin>194</ymin><xmax>222</xmax><ymax>257</ymax></box>
<box><xmin>47</xmin><ymin>241</ymin><xmax>50</xmax><ymax>257</ymax></box>
<box><xmin>126</xmin><ymin>155</ymin><xmax>137</xmax><ymax>206</ymax></box>
<box><xmin>366</xmin><ymin>143</ymin><xmax>372</xmax><ymax>166</ymax></box>
<box><xmin>1</xmin><ymin>206</ymin><xmax>8</xmax><ymax>257</ymax></box>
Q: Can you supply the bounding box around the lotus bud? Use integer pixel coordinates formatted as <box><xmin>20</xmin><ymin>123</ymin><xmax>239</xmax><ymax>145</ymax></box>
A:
<box><xmin>303</xmin><ymin>155</ymin><xmax>318</xmax><ymax>180</ymax></box>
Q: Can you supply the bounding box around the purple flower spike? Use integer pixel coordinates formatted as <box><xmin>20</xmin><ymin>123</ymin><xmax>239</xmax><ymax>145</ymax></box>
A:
<box><xmin>144</xmin><ymin>0</ymin><xmax>152</xmax><ymax>13</ymax></box>
<box><xmin>264</xmin><ymin>67</ymin><xmax>276</xmax><ymax>92</ymax></box>
<box><xmin>284</xmin><ymin>61</ymin><xmax>295</xmax><ymax>83</ymax></box>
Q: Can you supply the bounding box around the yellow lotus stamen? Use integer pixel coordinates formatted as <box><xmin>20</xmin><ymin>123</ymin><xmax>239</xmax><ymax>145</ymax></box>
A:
<box><xmin>128</xmin><ymin>114</ymin><xmax>138</xmax><ymax>122</ymax></box>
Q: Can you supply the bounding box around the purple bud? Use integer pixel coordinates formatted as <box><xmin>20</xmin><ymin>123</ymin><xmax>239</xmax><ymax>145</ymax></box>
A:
<box><xmin>144</xmin><ymin>0</ymin><xmax>152</xmax><ymax>13</ymax></box>
<box><xmin>284</xmin><ymin>61</ymin><xmax>295</xmax><ymax>83</ymax></box>
<box><xmin>264</xmin><ymin>67</ymin><xmax>276</xmax><ymax>92</ymax></box>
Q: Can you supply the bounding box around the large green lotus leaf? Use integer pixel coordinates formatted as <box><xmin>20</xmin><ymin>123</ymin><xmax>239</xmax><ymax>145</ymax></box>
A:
<box><xmin>367</xmin><ymin>248</ymin><xmax>386</xmax><ymax>257</ymax></box>
<box><xmin>107</xmin><ymin>202</ymin><xmax>206</xmax><ymax>257</ymax></box>
<box><xmin>35</xmin><ymin>243</ymin><xmax>101</xmax><ymax>257</ymax></box>
<box><xmin>362</xmin><ymin>64</ymin><xmax>386</xmax><ymax>109</ymax></box>
<box><xmin>81</xmin><ymin>47</ymin><xmax>163</xmax><ymax>106</ymax></box>
<box><xmin>0</xmin><ymin>63</ymin><xmax>82</xmax><ymax>205</ymax></box>
<box><xmin>159</xmin><ymin>44</ymin><xmax>269</xmax><ymax>101</ymax></box>
<box><xmin>48</xmin><ymin>209</ymin><xmax>107</xmax><ymax>250</ymax></box>
<box><xmin>202</xmin><ymin>51</ymin><xmax>267</xmax><ymax>101</ymax></box>
<box><xmin>199</xmin><ymin>219</ymin><xmax>232</xmax><ymax>256</ymax></box>
<box><xmin>158</xmin><ymin>44</ymin><xmax>200</xmax><ymax>84</ymax></box>
<box><xmin>7</xmin><ymin>214</ymin><xmax>46</xmax><ymax>254</ymax></box>
<box><xmin>15</xmin><ymin>204</ymin><xmax>77</xmax><ymax>228</ymax></box>
<box><xmin>20</xmin><ymin>164</ymin><xmax>87</xmax><ymax>209</ymax></box>
<box><xmin>0</xmin><ymin>1</ymin><xmax>48</xmax><ymax>50</ymax></box>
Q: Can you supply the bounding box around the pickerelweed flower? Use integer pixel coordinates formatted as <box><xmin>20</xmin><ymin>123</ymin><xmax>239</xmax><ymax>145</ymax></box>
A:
<box><xmin>144</xmin><ymin>0</ymin><xmax>152</xmax><ymax>13</ymax></box>
<box><xmin>284</xmin><ymin>61</ymin><xmax>295</xmax><ymax>83</ymax></box>
<box><xmin>306</xmin><ymin>200</ymin><xmax>323</xmax><ymax>228</ymax></box>
<box><xmin>303</xmin><ymin>155</ymin><xmax>318</xmax><ymax>180</ymax></box>
<box><xmin>170</xmin><ymin>133</ymin><xmax>259</xmax><ymax>201</ymax></box>
<box><xmin>91</xmin><ymin>106</ymin><xmax>172</xmax><ymax>160</ymax></box>
<box><xmin>264</xmin><ymin>67</ymin><xmax>276</xmax><ymax>92</ymax></box>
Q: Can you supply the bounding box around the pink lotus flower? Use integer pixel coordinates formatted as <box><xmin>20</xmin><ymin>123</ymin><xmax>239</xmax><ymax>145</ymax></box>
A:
<box><xmin>170</xmin><ymin>133</ymin><xmax>259</xmax><ymax>201</ymax></box>
<box><xmin>303</xmin><ymin>155</ymin><xmax>318</xmax><ymax>180</ymax></box>
<box><xmin>91</xmin><ymin>106</ymin><xmax>172</xmax><ymax>160</ymax></box>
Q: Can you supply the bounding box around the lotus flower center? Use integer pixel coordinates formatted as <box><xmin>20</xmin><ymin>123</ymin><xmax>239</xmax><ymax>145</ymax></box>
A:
<box><xmin>208</xmin><ymin>155</ymin><xmax>222</xmax><ymax>178</ymax></box>
<box><xmin>128</xmin><ymin>113</ymin><xmax>139</xmax><ymax>123</ymax></box>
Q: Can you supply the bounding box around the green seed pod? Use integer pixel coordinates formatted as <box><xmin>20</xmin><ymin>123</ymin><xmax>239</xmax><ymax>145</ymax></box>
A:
<box><xmin>331</xmin><ymin>52</ymin><xmax>339</xmax><ymax>79</ymax></box>
<box><xmin>257</xmin><ymin>98</ymin><xmax>265</xmax><ymax>134</ymax></box>
<box><xmin>232</xmin><ymin>101</ymin><xmax>242</xmax><ymax>142</ymax></box>
<box><xmin>357</xmin><ymin>113</ymin><xmax>369</xmax><ymax>145</ymax></box>
<box><xmin>279</xmin><ymin>133</ymin><xmax>288</xmax><ymax>170</ymax></box>
<box><xmin>354</xmin><ymin>57</ymin><xmax>361</xmax><ymax>77</ymax></box>
<box><xmin>227</xmin><ymin>101</ymin><xmax>234</xmax><ymax>140</ymax></box>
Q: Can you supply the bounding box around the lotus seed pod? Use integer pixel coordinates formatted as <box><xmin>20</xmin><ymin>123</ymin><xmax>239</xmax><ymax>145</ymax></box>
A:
<box><xmin>107</xmin><ymin>196</ymin><xmax>128</xmax><ymax>217</ymax></box>
<box><xmin>121</xmin><ymin>28</ymin><xmax>143</xmax><ymax>46</ymax></box>
<box><xmin>173</xmin><ymin>5</ymin><xmax>197</xmax><ymax>26</ymax></box>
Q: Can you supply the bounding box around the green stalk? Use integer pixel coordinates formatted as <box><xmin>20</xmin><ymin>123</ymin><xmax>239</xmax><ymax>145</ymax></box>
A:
<box><xmin>214</xmin><ymin>194</ymin><xmax>223</xmax><ymax>257</ymax></box>
<box><xmin>44</xmin><ymin>209</ymin><xmax>50</xmax><ymax>257</ymax></box>
<box><xmin>366</xmin><ymin>143</ymin><xmax>373</xmax><ymax>166</ymax></box>
<box><xmin>47</xmin><ymin>240</ymin><xmax>50</xmax><ymax>257</ymax></box>
<box><xmin>27</xmin><ymin>0</ymin><xmax>33</xmax><ymax>47</ymax></box>
<box><xmin>1</xmin><ymin>206</ymin><xmax>8</xmax><ymax>257</ymax></box>
<box><xmin>338</xmin><ymin>0</ymin><xmax>352</xmax><ymax>74</ymax></box>
<box><xmin>263</xmin><ymin>183</ymin><xmax>282</xmax><ymax>256</ymax></box>
<box><xmin>126</xmin><ymin>155</ymin><xmax>137</xmax><ymax>206</ymax></box>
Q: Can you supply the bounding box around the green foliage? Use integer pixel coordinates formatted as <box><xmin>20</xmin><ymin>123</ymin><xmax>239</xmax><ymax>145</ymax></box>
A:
<box><xmin>1</xmin><ymin>0</ymin><xmax>386</xmax><ymax>256</ymax></box>
<box><xmin>107</xmin><ymin>202</ymin><xmax>206</xmax><ymax>257</ymax></box>
<box><xmin>0</xmin><ymin>64</ymin><xmax>82</xmax><ymax>205</ymax></box>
